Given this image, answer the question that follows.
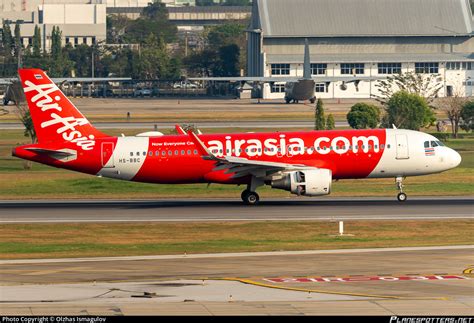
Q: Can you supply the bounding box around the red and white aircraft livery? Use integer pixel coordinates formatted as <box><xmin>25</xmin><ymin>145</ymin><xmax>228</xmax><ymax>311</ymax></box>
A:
<box><xmin>13</xmin><ymin>69</ymin><xmax>462</xmax><ymax>204</ymax></box>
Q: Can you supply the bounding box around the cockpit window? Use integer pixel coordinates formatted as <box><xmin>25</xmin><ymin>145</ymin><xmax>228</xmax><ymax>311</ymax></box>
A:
<box><xmin>436</xmin><ymin>141</ymin><xmax>445</xmax><ymax>147</ymax></box>
<box><xmin>424</xmin><ymin>141</ymin><xmax>430</xmax><ymax>148</ymax></box>
<box><xmin>431</xmin><ymin>141</ymin><xmax>438</xmax><ymax>147</ymax></box>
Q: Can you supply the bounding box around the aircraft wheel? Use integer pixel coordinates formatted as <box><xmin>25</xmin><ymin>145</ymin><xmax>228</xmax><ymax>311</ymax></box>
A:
<box><xmin>285</xmin><ymin>98</ymin><xmax>291</xmax><ymax>104</ymax></box>
<box><xmin>309</xmin><ymin>97</ymin><xmax>316</xmax><ymax>104</ymax></box>
<box><xmin>397</xmin><ymin>192</ymin><xmax>407</xmax><ymax>202</ymax></box>
<box><xmin>241</xmin><ymin>189</ymin><xmax>250</xmax><ymax>201</ymax></box>
<box><xmin>242</xmin><ymin>190</ymin><xmax>259</xmax><ymax>205</ymax></box>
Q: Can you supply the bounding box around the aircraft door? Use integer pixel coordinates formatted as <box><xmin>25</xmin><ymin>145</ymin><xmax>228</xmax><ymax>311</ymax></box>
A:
<box><xmin>395</xmin><ymin>134</ymin><xmax>409</xmax><ymax>160</ymax></box>
<box><xmin>101</xmin><ymin>142</ymin><xmax>115</xmax><ymax>168</ymax></box>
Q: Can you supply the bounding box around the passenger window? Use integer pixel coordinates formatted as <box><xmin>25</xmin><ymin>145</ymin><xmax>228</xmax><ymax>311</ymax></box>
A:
<box><xmin>175</xmin><ymin>150</ymin><xmax>178</xmax><ymax>155</ymax></box>
<box><xmin>130</xmin><ymin>152</ymin><xmax>133</xmax><ymax>157</ymax></box>
<box><xmin>162</xmin><ymin>151</ymin><xmax>166</xmax><ymax>156</ymax></box>
<box><xmin>181</xmin><ymin>150</ymin><xmax>185</xmax><ymax>155</ymax></box>
<box><xmin>187</xmin><ymin>150</ymin><xmax>191</xmax><ymax>155</ymax></box>
<box><xmin>149</xmin><ymin>151</ymin><xmax>153</xmax><ymax>157</ymax></box>
<box><xmin>168</xmin><ymin>151</ymin><xmax>172</xmax><ymax>156</ymax></box>
<box><xmin>380</xmin><ymin>144</ymin><xmax>385</xmax><ymax>149</ymax></box>
<box><xmin>143</xmin><ymin>152</ymin><xmax>146</xmax><ymax>156</ymax></box>
<box><xmin>194</xmin><ymin>149</ymin><xmax>198</xmax><ymax>155</ymax></box>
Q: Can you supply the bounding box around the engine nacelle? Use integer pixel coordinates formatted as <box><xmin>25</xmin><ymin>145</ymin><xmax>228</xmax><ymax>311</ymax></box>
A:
<box><xmin>271</xmin><ymin>169</ymin><xmax>332</xmax><ymax>196</ymax></box>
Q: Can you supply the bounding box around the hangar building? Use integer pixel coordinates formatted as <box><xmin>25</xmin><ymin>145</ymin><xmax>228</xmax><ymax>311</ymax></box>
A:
<box><xmin>247</xmin><ymin>0</ymin><xmax>474</xmax><ymax>99</ymax></box>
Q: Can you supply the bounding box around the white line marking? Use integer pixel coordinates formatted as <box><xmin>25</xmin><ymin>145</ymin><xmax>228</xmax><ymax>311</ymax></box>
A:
<box><xmin>1</xmin><ymin>245</ymin><xmax>472</xmax><ymax>265</ymax></box>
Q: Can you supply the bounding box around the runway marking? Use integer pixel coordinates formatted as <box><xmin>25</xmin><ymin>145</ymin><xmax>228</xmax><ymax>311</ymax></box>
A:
<box><xmin>463</xmin><ymin>266</ymin><xmax>474</xmax><ymax>277</ymax></box>
<box><xmin>223</xmin><ymin>278</ymin><xmax>450</xmax><ymax>301</ymax></box>
<box><xmin>262</xmin><ymin>275</ymin><xmax>469</xmax><ymax>284</ymax></box>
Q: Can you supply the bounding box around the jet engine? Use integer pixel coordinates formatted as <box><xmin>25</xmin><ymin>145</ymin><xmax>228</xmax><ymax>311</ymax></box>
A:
<box><xmin>270</xmin><ymin>169</ymin><xmax>332</xmax><ymax>196</ymax></box>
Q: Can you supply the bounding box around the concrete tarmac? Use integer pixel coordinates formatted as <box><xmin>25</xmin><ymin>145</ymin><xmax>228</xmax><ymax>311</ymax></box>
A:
<box><xmin>0</xmin><ymin>197</ymin><xmax>472</xmax><ymax>223</ymax></box>
<box><xmin>1</xmin><ymin>246</ymin><xmax>473</xmax><ymax>315</ymax></box>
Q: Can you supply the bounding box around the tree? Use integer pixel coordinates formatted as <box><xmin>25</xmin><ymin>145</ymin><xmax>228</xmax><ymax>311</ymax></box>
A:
<box><xmin>382</xmin><ymin>91</ymin><xmax>436</xmax><ymax>130</ymax></box>
<box><xmin>460</xmin><ymin>101</ymin><xmax>474</xmax><ymax>132</ymax></box>
<box><xmin>32</xmin><ymin>25</ymin><xmax>41</xmax><ymax>57</ymax></box>
<box><xmin>131</xmin><ymin>33</ymin><xmax>179</xmax><ymax>80</ymax></box>
<box><xmin>374</xmin><ymin>71</ymin><xmax>443</xmax><ymax>106</ymax></box>
<box><xmin>1</xmin><ymin>22</ymin><xmax>16</xmax><ymax>76</ymax></box>
<box><xmin>185</xmin><ymin>22</ymin><xmax>247</xmax><ymax>77</ymax></box>
<box><xmin>2</xmin><ymin>22</ymin><xmax>13</xmax><ymax>56</ymax></box>
<box><xmin>67</xmin><ymin>44</ymin><xmax>93</xmax><ymax>77</ymax></box>
<box><xmin>196</xmin><ymin>0</ymin><xmax>215</xmax><ymax>5</ymax></box>
<box><xmin>314</xmin><ymin>98</ymin><xmax>326</xmax><ymax>130</ymax></box>
<box><xmin>13</xmin><ymin>21</ymin><xmax>21</xmax><ymax>65</ymax></box>
<box><xmin>218</xmin><ymin>44</ymin><xmax>240</xmax><ymax>76</ymax></box>
<box><xmin>22</xmin><ymin>26</ymin><xmax>49</xmax><ymax>70</ymax></box>
<box><xmin>438</xmin><ymin>90</ymin><xmax>469</xmax><ymax>138</ymax></box>
<box><xmin>326</xmin><ymin>114</ymin><xmax>335</xmax><ymax>130</ymax></box>
<box><xmin>47</xmin><ymin>26</ymin><xmax>73</xmax><ymax>77</ymax></box>
<box><xmin>347</xmin><ymin>103</ymin><xmax>381</xmax><ymax>129</ymax></box>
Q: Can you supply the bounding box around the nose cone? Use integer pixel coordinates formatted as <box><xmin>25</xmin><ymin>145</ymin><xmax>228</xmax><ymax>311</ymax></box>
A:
<box><xmin>448</xmin><ymin>149</ymin><xmax>462</xmax><ymax>168</ymax></box>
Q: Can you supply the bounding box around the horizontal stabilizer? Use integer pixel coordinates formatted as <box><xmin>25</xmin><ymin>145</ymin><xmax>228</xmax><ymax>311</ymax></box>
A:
<box><xmin>24</xmin><ymin>147</ymin><xmax>77</xmax><ymax>161</ymax></box>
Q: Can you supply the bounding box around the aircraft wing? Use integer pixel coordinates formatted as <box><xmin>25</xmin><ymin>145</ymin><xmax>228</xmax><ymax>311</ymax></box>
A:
<box><xmin>188</xmin><ymin>76</ymin><xmax>301</xmax><ymax>83</ymax></box>
<box><xmin>51</xmin><ymin>77</ymin><xmax>132</xmax><ymax>83</ymax></box>
<box><xmin>0</xmin><ymin>77</ymin><xmax>131</xmax><ymax>85</ymax></box>
<box><xmin>188</xmin><ymin>131</ymin><xmax>311</xmax><ymax>179</ymax></box>
<box><xmin>188</xmin><ymin>76</ymin><xmax>382</xmax><ymax>83</ymax></box>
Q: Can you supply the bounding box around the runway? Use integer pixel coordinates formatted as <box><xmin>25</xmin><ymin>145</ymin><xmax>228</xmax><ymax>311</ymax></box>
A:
<box><xmin>0</xmin><ymin>197</ymin><xmax>472</xmax><ymax>223</ymax></box>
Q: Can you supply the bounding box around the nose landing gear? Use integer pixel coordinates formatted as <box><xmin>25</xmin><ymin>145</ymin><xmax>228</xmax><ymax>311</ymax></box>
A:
<box><xmin>396</xmin><ymin>177</ymin><xmax>407</xmax><ymax>202</ymax></box>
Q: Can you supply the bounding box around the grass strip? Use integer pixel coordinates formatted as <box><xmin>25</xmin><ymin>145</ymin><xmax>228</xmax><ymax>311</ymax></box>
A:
<box><xmin>0</xmin><ymin>220</ymin><xmax>472</xmax><ymax>259</ymax></box>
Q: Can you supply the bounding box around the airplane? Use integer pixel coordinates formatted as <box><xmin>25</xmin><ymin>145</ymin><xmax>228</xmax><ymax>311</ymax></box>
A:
<box><xmin>12</xmin><ymin>68</ymin><xmax>462</xmax><ymax>205</ymax></box>
<box><xmin>188</xmin><ymin>39</ymin><xmax>379</xmax><ymax>104</ymax></box>
<box><xmin>1</xmin><ymin>76</ymin><xmax>131</xmax><ymax>105</ymax></box>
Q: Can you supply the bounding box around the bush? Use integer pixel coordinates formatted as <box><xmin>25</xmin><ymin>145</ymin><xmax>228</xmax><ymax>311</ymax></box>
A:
<box><xmin>346</xmin><ymin>103</ymin><xmax>381</xmax><ymax>129</ymax></box>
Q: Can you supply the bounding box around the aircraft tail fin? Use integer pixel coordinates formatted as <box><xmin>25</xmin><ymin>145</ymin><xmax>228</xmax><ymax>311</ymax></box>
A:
<box><xmin>303</xmin><ymin>38</ymin><xmax>311</xmax><ymax>80</ymax></box>
<box><xmin>17</xmin><ymin>69</ymin><xmax>107</xmax><ymax>151</ymax></box>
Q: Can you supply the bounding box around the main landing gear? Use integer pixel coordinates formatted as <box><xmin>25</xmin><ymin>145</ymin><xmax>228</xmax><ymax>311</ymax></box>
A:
<box><xmin>396</xmin><ymin>176</ymin><xmax>407</xmax><ymax>202</ymax></box>
<box><xmin>241</xmin><ymin>176</ymin><xmax>264</xmax><ymax>205</ymax></box>
<box><xmin>241</xmin><ymin>189</ymin><xmax>259</xmax><ymax>205</ymax></box>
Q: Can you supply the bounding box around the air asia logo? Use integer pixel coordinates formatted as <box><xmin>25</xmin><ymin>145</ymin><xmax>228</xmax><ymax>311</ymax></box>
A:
<box><xmin>23</xmin><ymin>80</ymin><xmax>95</xmax><ymax>150</ymax></box>
<box><xmin>206</xmin><ymin>134</ymin><xmax>381</xmax><ymax>157</ymax></box>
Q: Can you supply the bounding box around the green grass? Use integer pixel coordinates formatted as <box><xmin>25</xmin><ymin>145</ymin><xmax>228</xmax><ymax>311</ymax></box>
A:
<box><xmin>0</xmin><ymin>221</ymin><xmax>472</xmax><ymax>259</ymax></box>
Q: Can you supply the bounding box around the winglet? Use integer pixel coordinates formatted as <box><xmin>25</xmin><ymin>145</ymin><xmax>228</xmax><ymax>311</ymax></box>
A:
<box><xmin>187</xmin><ymin>131</ymin><xmax>213</xmax><ymax>158</ymax></box>
<box><xmin>175</xmin><ymin>124</ymin><xmax>186</xmax><ymax>135</ymax></box>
